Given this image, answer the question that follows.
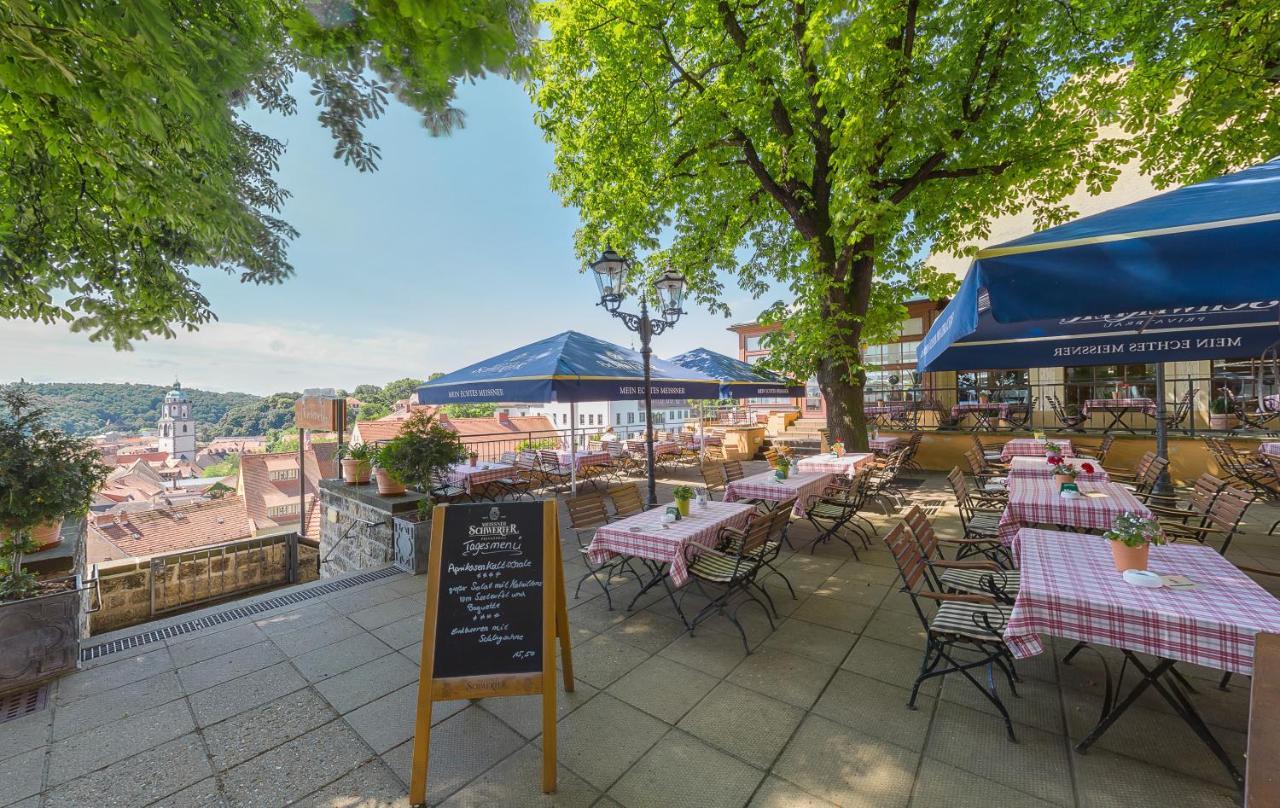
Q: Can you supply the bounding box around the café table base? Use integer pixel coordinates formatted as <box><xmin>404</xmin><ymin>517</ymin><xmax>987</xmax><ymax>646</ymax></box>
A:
<box><xmin>626</xmin><ymin>560</ymin><xmax>691</xmax><ymax>629</ymax></box>
<box><xmin>1067</xmin><ymin>647</ymin><xmax>1243</xmax><ymax>789</ymax></box>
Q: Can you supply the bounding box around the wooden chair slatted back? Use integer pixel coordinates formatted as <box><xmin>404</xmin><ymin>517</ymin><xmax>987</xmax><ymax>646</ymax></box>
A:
<box><xmin>567</xmin><ymin>493</ymin><xmax>609</xmax><ymax>531</ymax></box>
<box><xmin>884</xmin><ymin>521</ymin><xmax>928</xmax><ymax>593</ymax></box>
<box><xmin>902</xmin><ymin>505</ymin><xmax>938</xmax><ymax>560</ymax></box>
<box><xmin>1208</xmin><ymin>484</ymin><xmax>1255</xmax><ymax>530</ymax></box>
<box><xmin>724</xmin><ymin>461</ymin><xmax>745</xmax><ymax>483</ymax></box>
<box><xmin>607</xmin><ymin>484</ymin><xmax>644</xmax><ymax>518</ymax></box>
<box><xmin>701</xmin><ymin>463</ymin><xmax>728</xmax><ymax>490</ymax></box>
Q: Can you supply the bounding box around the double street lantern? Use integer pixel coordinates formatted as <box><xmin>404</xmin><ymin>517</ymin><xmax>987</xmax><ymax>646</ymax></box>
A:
<box><xmin>590</xmin><ymin>248</ymin><xmax>688</xmax><ymax>506</ymax></box>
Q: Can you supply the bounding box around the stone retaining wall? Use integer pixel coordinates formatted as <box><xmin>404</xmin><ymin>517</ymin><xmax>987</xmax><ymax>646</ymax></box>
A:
<box><xmin>318</xmin><ymin>480</ymin><xmax>427</xmax><ymax>578</ymax></box>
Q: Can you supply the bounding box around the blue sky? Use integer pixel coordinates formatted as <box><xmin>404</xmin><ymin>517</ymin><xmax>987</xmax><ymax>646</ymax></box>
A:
<box><xmin>0</xmin><ymin>76</ymin><xmax>764</xmax><ymax>395</ymax></box>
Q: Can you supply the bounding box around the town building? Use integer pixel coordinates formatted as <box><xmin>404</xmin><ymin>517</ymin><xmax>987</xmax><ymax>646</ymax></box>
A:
<box><xmin>237</xmin><ymin>444</ymin><xmax>336</xmax><ymax>537</ymax></box>
<box><xmin>528</xmin><ymin>400</ymin><xmax>694</xmax><ymax>434</ymax></box>
<box><xmin>86</xmin><ymin>495</ymin><xmax>254</xmax><ymax>564</ymax></box>
<box><xmin>157</xmin><ymin>381</ymin><xmax>197</xmax><ymax>461</ymax></box>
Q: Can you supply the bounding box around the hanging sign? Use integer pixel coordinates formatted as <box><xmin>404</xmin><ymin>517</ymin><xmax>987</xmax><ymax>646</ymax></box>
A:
<box><xmin>408</xmin><ymin>500</ymin><xmax>573</xmax><ymax>805</ymax></box>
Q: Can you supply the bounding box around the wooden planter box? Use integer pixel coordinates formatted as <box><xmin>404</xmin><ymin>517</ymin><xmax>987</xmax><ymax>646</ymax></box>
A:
<box><xmin>0</xmin><ymin>574</ymin><xmax>93</xmax><ymax>694</ymax></box>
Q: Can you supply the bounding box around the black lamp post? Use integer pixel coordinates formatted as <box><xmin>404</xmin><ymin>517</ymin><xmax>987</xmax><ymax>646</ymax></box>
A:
<box><xmin>590</xmin><ymin>248</ymin><xmax>687</xmax><ymax>507</ymax></box>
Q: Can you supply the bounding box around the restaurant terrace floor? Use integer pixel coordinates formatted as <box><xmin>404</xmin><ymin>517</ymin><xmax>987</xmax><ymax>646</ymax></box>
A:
<box><xmin>5</xmin><ymin>462</ymin><xmax>1275</xmax><ymax>808</ymax></box>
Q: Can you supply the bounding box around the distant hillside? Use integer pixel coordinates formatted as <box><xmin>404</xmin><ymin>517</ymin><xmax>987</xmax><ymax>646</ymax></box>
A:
<box><xmin>20</xmin><ymin>382</ymin><xmax>261</xmax><ymax>438</ymax></box>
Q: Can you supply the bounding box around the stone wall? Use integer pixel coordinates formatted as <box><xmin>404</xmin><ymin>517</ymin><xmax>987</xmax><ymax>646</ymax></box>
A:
<box><xmin>90</xmin><ymin>534</ymin><xmax>318</xmax><ymax>635</ymax></box>
<box><xmin>318</xmin><ymin>480</ymin><xmax>427</xmax><ymax>578</ymax></box>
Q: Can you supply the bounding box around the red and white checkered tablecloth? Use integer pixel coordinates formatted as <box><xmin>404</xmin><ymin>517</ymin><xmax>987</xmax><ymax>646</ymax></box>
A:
<box><xmin>997</xmin><ymin>477</ymin><xmax>1151</xmax><ymax>554</ymax></box>
<box><xmin>724</xmin><ymin>470</ymin><xmax>834</xmax><ymax>516</ymax></box>
<box><xmin>586</xmin><ymin>500</ymin><xmax>756</xmax><ymax>587</ymax></box>
<box><xmin>447</xmin><ymin>462</ymin><xmax>512</xmax><ymax>494</ymax></box>
<box><xmin>1004</xmin><ymin>528</ymin><xmax>1280</xmax><ymax>673</ymax></box>
<box><xmin>625</xmin><ymin>439</ymin><xmax>680</xmax><ymax>457</ymax></box>
<box><xmin>556</xmin><ymin>450</ymin><xmax>611</xmax><ymax>470</ymax></box>
<box><xmin>1082</xmin><ymin>398</ymin><xmax>1158</xmax><ymax>416</ymax></box>
<box><xmin>796</xmin><ymin>453</ymin><xmax>875</xmax><ymax>479</ymax></box>
<box><xmin>951</xmin><ymin>402</ymin><xmax>1012</xmax><ymax>419</ymax></box>
<box><xmin>999</xmin><ymin>438</ymin><xmax>1075</xmax><ymax>462</ymax></box>
<box><xmin>868</xmin><ymin>436</ymin><xmax>901</xmax><ymax>452</ymax></box>
<box><xmin>1007</xmin><ymin>455</ymin><xmax>1108</xmax><ymax>482</ymax></box>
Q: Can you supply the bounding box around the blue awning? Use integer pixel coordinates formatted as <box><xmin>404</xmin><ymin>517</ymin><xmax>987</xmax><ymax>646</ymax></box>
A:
<box><xmin>920</xmin><ymin>158</ymin><xmax>1280</xmax><ymax>373</ymax></box>
<box><xmin>667</xmin><ymin>348</ymin><xmax>806</xmax><ymax>399</ymax></box>
<box><xmin>416</xmin><ymin>331</ymin><xmax>721</xmax><ymax>404</ymax></box>
<box><xmin>919</xmin><ymin>296</ymin><xmax>1280</xmax><ymax>372</ymax></box>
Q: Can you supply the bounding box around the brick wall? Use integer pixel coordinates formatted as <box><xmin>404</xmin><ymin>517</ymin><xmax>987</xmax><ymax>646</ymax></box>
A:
<box><xmin>90</xmin><ymin>534</ymin><xmax>318</xmax><ymax>635</ymax></box>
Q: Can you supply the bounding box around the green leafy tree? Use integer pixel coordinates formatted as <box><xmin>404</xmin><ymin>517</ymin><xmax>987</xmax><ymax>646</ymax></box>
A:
<box><xmin>1</xmin><ymin>0</ymin><xmax>531</xmax><ymax>347</ymax></box>
<box><xmin>381</xmin><ymin>378</ymin><xmax>426</xmax><ymax>405</ymax></box>
<box><xmin>201</xmin><ymin>455</ymin><xmax>241</xmax><ymax>479</ymax></box>
<box><xmin>529</xmin><ymin>0</ymin><xmax>1280</xmax><ymax>446</ymax></box>
<box><xmin>0</xmin><ymin>387</ymin><xmax>108</xmax><ymax>600</ymax></box>
<box><xmin>357</xmin><ymin>402</ymin><xmax>392</xmax><ymax>421</ymax></box>
<box><xmin>442</xmin><ymin>403</ymin><xmax>499</xmax><ymax>418</ymax></box>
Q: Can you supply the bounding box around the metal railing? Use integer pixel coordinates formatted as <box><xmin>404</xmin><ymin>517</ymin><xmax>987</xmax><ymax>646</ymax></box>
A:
<box><xmin>148</xmin><ymin>532</ymin><xmax>303</xmax><ymax>616</ymax></box>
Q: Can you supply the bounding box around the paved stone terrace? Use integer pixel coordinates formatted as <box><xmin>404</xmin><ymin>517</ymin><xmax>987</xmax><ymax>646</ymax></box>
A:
<box><xmin>4</xmin><ymin>463</ymin><xmax>1277</xmax><ymax>808</ymax></box>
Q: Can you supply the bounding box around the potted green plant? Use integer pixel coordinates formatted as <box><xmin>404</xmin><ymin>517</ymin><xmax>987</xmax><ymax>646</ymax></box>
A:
<box><xmin>377</xmin><ymin>411</ymin><xmax>467</xmax><ymax>518</ymax></box>
<box><xmin>978</xmin><ymin>391</ymin><xmax>990</xmax><ymax>405</ymax></box>
<box><xmin>1049</xmin><ymin>459</ymin><xmax>1077</xmax><ymax>487</ymax></box>
<box><xmin>0</xmin><ymin>388</ymin><xmax>109</xmax><ymax>690</ymax></box>
<box><xmin>1042</xmin><ymin>439</ymin><xmax>1061</xmax><ymax>459</ymax></box>
<box><xmin>373</xmin><ymin>443</ymin><xmax>408</xmax><ymax>496</ymax></box>
<box><xmin>1209</xmin><ymin>395</ymin><xmax>1236</xmax><ymax>431</ymax></box>
<box><xmin>467</xmin><ymin>450</ymin><xmax>480</xmax><ymax>467</ymax></box>
<box><xmin>775</xmin><ymin>455</ymin><xmax>791</xmax><ymax>480</ymax></box>
<box><xmin>672</xmin><ymin>485</ymin><xmax>694</xmax><ymax>516</ymax></box>
<box><xmin>1102</xmin><ymin>513</ymin><xmax>1166</xmax><ymax>572</ymax></box>
<box><xmin>338</xmin><ymin>443</ymin><xmax>375</xmax><ymax>485</ymax></box>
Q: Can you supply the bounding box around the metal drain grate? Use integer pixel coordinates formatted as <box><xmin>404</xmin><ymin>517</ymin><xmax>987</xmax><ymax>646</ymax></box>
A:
<box><xmin>81</xmin><ymin>566</ymin><xmax>403</xmax><ymax>662</ymax></box>
<box><xmin>0</xmin><ymin>685</ymin><xmax>49</xmax><ymax>724</ymax></box>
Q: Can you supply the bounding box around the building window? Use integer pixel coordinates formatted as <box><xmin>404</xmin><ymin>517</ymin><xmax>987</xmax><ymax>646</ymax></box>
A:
<box><xmin>865</xmin><ymin>370</ymin><xmax>921</xmax><ymax>403</ymax></box>
<box><xmin>957</xmin><ymin>370</ymin><xmax>1030</xmax><ymax>403</ymax></box>
<box><xmin>1213</xmin><ymin>357</ymin><xmax>1277</xmax><ymax>407</ymax></box>
<box><xmin>805</xmin><ymin>377</ymin><xmax>822</xmax><ymax>412</ymax></box>
<box><xmin>639</xmin><ymin>412</ymin><xmax>646</xmax><ymax>423</ymax></box>
<box><xmin>616</xmin><ymin>413</ymin><xmax>621</xmax><ymax>425</ymax></box>
<box><xmin>181</xmin><ymin>424</ymin><xmax>187</xmax><ymax>433</ymax></box>
<box><xmin>744</xmin><ymin>334</ymin><xmax>765</xmax><ymax>351</ymax></box>
<box><xmin>267</xmin><ymin>504</ymin><xmax>299</xmax><ymax>518</ymax></box>
<box><xmin>268</xmin><ymin>469</ymin><xmax>299</xmax><ymax>481</ymax></box>
<box><xmin>627</xmin><ymin>412</ymin><xmax>634</xmax><ymax>424</ymax></box>
<box><xmin>1064</xmin><ymin>364</ymin><xmax>1156</xmax><ymax>407</ymax></box>
<box><xmin>579</xmin><ymin>414</ymin><xmax>585</xmax><ymax>425</ymax></box>
<box><xmin>901</xmin><ymin>317</ymin><xmax>924</xmax><ymax>337</ymax></box>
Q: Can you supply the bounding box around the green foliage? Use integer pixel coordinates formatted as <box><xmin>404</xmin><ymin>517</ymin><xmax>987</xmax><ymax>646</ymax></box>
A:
<box><xmin>214</xmin><ymin>393</ymin><xmax>301</xmax><ymax>440</ymax></box>
<box><xmin>357</xmin><ymin>402</ymin><xmax>392</xmax><ymax>421</ymax></box>
<box><xmin>529</xmin><ymin>0</ymin><xmax>1280</xmax><ymax>444</ymax></box>
<box><xmin>1104</xmin><ymin>513</ymin><xmax>1167</xmax><ymax>548</ymax></box>
<box><xmin>0</xmin><ymin>386</ymin><xmax>109</xmax><ymax>600</ymax></box>
<box><xmin>374</xmin><ymin>412</ymin><xmax>467</xmax><ymax>516</ymax></box>
<box><xmin>672</xmin><ymin>485</ymin><xmax>694</xmax><ymax>501</ymax></box>
<box><xmin>442</xmin><ymin>403</ymin><xmax>499</xmax><ymax>419</ymax></box>
<box><xmin>516</xmin><ymin>439</ymin><xmax>557</xmax><ymax>452</ymax></box>
<box><xmin>0</xmin><ymin>1</ymin><xmax>531</xmax><ymax>347</ymax></box>
<box><xmin>201</xmin><ymin>455</ymin><xmax>241</xmax><ymax>479</ymax></box>
<box><xmin>339</xmin><ymin>443</ymin><xmax>377</xmax><ymax>462</ymax></box>
<box><xmin>18</xmin><ymin>382</ymin><xmax>257</xmax><ymax>438</ymax></box>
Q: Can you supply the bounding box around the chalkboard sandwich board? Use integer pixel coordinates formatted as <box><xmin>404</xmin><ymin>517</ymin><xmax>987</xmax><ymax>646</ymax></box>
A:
<box><xmin>409</xmin><ymin>500</ymin><xmax>573</xmax><ymax>805</ymax></box>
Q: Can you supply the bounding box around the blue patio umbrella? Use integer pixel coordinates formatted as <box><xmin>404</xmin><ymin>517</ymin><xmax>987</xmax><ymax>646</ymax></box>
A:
<box><xmin>416</xmin><ymin>331</ymin><xmax>719</xmax><ymax>493</ymax></box>
<box><xmin>416</xmin><ymin>330</ymin><xmax>719</xmax><ymax>405</ymax></box>
<box><xmin>667</xmin><ymin>348</ymin><xmax>806</xmax><ymax>399</ymax></box>
<box><xmin>919</xmin><ymin>158</ymin><xmax>1280</xmax><ymax>474</ymax></box>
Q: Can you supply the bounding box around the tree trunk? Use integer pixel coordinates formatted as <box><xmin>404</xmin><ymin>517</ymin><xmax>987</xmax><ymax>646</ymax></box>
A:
<box><xmin>817</xmin><ymin>250</ymin><xmax>874</xmax><ymax>450</ymax></box>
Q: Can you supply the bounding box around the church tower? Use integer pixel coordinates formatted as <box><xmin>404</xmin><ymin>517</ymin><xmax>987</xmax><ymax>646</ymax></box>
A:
<box><xmin>158</xmin><ymin>381</ymin><xmax>196</xmax><ymax>461</ymax></box>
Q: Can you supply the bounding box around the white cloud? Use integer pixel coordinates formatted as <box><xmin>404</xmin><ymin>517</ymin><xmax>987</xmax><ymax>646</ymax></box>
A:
<box><xmin>0</xmin><ymin>319</ymin><xmax>465</xmax><ymax>394</ymax></box>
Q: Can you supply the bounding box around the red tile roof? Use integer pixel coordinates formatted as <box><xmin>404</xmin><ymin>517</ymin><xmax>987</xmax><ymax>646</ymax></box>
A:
<box><xmin>87</xmin><ymin>496</ymin><xmax>254</xmax><ymax>563</ymax></box>
<box><xmin>238</xmin><ymin>446</ymin><xmax>335</xmax><ymax>532</ymax></box>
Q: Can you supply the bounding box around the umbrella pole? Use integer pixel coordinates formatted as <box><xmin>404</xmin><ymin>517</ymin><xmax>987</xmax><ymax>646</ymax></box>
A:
<box><xmin>699</xmin><ymin>402</ymin><xmax>705</xmax><ymax>463</ymax></box>
<box><xmin>570</xmin><ymin>401</ymin><xmax>578</xmax><ymax>496</ymax></box>
<box><xmin>1152</xmin><ymin>364</ymin><xmax>1173</xmax><ymax>502</ymax></box>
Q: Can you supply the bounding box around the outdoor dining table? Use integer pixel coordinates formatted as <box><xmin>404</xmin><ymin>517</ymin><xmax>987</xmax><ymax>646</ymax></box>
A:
<box><xmin>724</xmin><ymin>469</ymin><xmax>834</xmax><ymax>516</ymax></box>
<box><xmin>1005</xmin><ymin>528</ymin><xmax>1280</xmax><ymax>788</ymax></box>
<box><xmin>1259</xmin><ymin>441</ymin><xmax>1280</xmax><ymax>456</ymax></box>
<box><xmin>586</xmin><ymin>500</ymin><xmax>756</xmax><ymax>623</ymax></box>
<box><xmin>951</xmin><ymin>401</ymin><xmax>1010</xmax><ymax>431</ymax></box>
<box><xmin>625</xmin><ymin>439</ymin><xmax>679</xmax><ymax>457</ymax></box>
<box><xmin>999</xmin><ymin>437</ymin><xmax>1075</xmax><ymax>462</ymax></box>
<box><xmin>555</xmin><ymin>450</ymin><xmax>611</xmax><ymax>470</ymax></box>
<box><xmin>446</xmin><ymin>461</ymin><xmax>512</xmax><ymax>495</ymax></box>
<box><xmin>1006</xmin><ymin>455</ymin><xmax>1108</xmax><ymax>482</ymax></box>
<box><xmin>795</xmin><ymin>452</ymin><xmax>874</xmax><ymax>479</ymax></box>
<box><xmin>1082</xmin><ymin>397</ymin><xmax>1157</xmax><ymax>434</ymax></box>
<box><xmin>868</xmin><ymin>435</ymin><xmax>901</xmax><ymax>453</ymax></box>
<box><xmin>996</xmin><ymin>477</ymin><xmax>1151</xmax><ymax>557</ymax></box>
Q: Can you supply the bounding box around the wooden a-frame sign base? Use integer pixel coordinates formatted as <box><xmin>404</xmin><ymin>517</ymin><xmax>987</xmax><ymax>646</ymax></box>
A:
<box><xmin>409</xmin><ymin>501</ymin><xmax>574</xmax><ymax>806</ymax></box>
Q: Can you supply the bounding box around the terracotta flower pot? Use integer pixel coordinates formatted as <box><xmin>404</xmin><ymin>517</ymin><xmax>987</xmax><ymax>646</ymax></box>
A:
<box><xmin>341</xmin><ymin>458</ymin><xmax>371</xmax><ymax>485</ymax></box>
<box><xmin>28</xmin><ymin>519</ymin><xmax>64</xmax><ymax>551</ymax></box>
<box><xmin>468</xmin><ymin>456</ymin><xmax>479</xmax><ymax>467</ymax></box>
<box><xmin>675</xmin><ymin>498</ymin><xmax>690</xmax><ymax>517</ymax></box>
<box><xmin>1109</xmin><ymin>541</ymin><xmax>1150</xmax><ymax>572</ymax></box>
<box><xmin>1053</xmin><ymin>473</ymin><xmax>1075</xmax><ymax>486</ymax></box>
<box><xmin>375</xmin><ymin>468</ymin><xmax>407</xmax><ymax>496</ymax></box>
